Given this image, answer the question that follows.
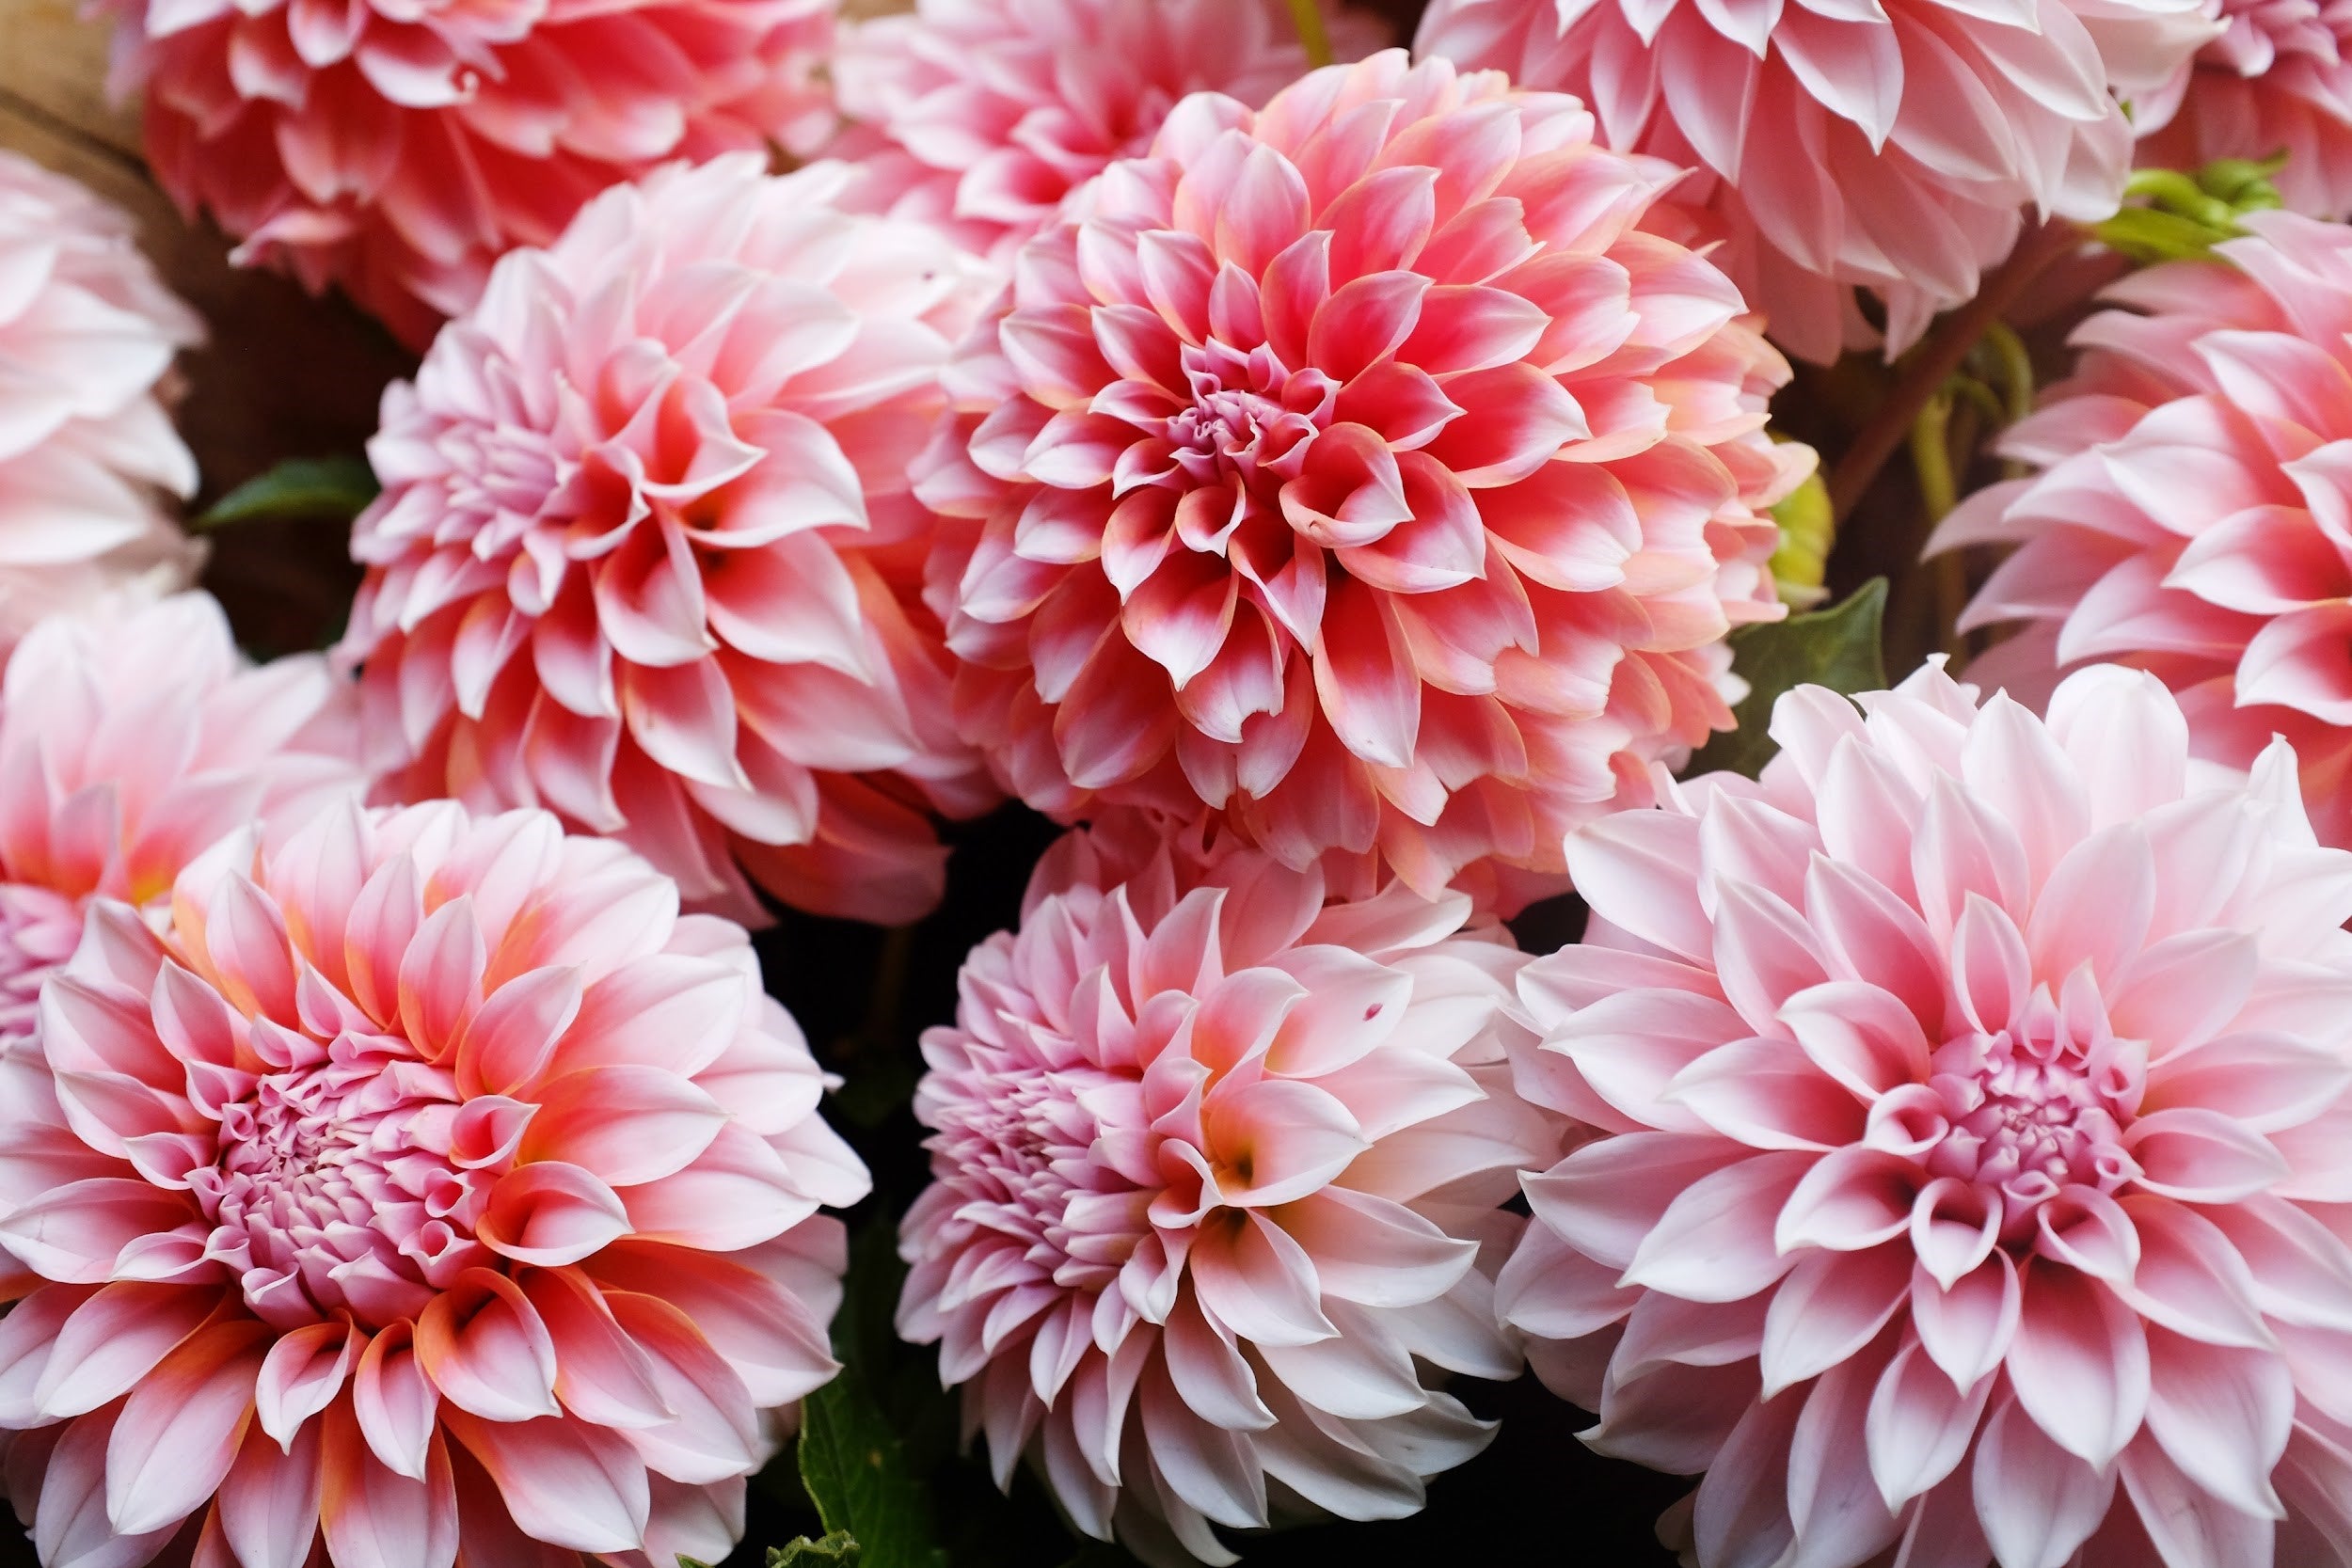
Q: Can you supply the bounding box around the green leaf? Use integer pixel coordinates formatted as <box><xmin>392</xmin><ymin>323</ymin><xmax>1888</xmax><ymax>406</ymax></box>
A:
<box><xmin>197</xmin><ymin>455</ymin><xmax>378</xmax><ymax>531</ymax></box>
<box><xmin>796</xmin><ymin>1226</ymin><xmax>949</xmax><ymax>1568</ymax></box>
<box><xmin>1683</xmin><ymin>578</ymin><xmax>1887</xmax><ymax>780</ymax></box>
<box><xmin>771</xmin><ymin>1531</ymin><xmax>863</xmax><ymax>1566</ymax></box>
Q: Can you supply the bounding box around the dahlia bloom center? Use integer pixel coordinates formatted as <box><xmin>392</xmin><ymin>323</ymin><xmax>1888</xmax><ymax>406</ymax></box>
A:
<box><xmin>1919</xmin><ymin>1015</ymin><xmax>2142</xmax><ymax>1236</ymax></box>
<box><xmin>197</xmin><ymin>1037</ymin><xmax>476</xmax><ymax>1330</ymax></box>
<box><xmin>1165</xmin><ymin>340</ymin><xmax>1336</xmax><ymax>500</ymax></box>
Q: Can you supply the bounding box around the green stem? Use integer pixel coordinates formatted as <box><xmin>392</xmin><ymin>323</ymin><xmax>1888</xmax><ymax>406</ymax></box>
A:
<box><xmin>1980</xmin><ymin>321</ymin><xmax>2035</xmax><ymax>426</ymax></box>
<box><xmin>1284</xmin><ymin>0</ymin><xmax>1333</xmax><ymax>67</ymax></box>
<box><xmin>1909</xmin><ymin>390</ymin><xmax>1959</xmax><ymax>524</ymax></box>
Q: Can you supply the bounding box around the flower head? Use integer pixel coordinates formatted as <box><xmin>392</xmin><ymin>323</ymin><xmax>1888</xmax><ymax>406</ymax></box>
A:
<box><xmin>0</xmin><ymin>592</ymin><xmax>358</xmax><ymax>1051</ymax></box>
<box><xmin>102</xmin><ymin>0</ymin><xmax>837</xmax><ymax>345</ymax></box>
<box><xmin>0</xmin><ymin>153</ymin><xmax>202</xmax><ymax>641</ymax></box>
<box><xmin>1935</xmin><ymin>209</ymin><xmax>2352</xmax><ymax>848</ymax></box>
<box><xmin>916</xmin><ymin>50</ymin><xmax>1808</xmax><ymax>902</ymax></box>
<box><xmin>340</xmin><ymin>154</ymin><xmax>1000</xmax><ymax>928</ymax></box>
<box><xmin>2140</xmin><ymin>0</ymin><xmax>2352</xmax><ymax>219</ymax></box>
<box><xmin>824</xmin><ymin>0</ymin><xmax>1387</xmax><ymax>265</ymax></box>
<box><xmin>1499</xmin><ymin>660</ymin><xmax>2352</xmax><ymax>1566</ymax></box>
<box><xmin>1414</xmin><ymin>0</ymin><xmax>2217</xmax><ymax>361</ymax></box>
<box><xmin>898</xmin><ymin>816</ymin><xmax>1557</xmax><ymax>1565</ymax></box>
<box><xmin>0</xmin><ymin>797</ymin><xmax>869</xmax><ymax>1567</ymax></box>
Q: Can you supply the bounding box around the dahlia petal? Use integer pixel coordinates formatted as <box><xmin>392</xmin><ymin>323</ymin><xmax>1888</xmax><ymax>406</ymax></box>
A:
<box><xmin>317</xmin><ymin>1405</ymin><xmax>457</xmax><ymax>1568</ymax></box>
<box><xmin>451</xmin><ymin>964</ymin><xmax>581</xmax><ymax>1099</ymax></box>
<box><xmin>1758</xmin><ymin>1243</ymin><xmax>1911</xmax><ymax>1395</ymax></box>
<box><xmin>477</xmin><ymin>1163</ymin><xmax>632</xmax><ymax>1267</ymax></box>
<box><xmin>1664</xmin><ymin>1034</ymin><xmax>1863</xmax><ymax>1150</ymax></box>
<box><xmin>254</xmin><ymin>1319</ymin><xmax>358</xmax><ymax>1449</ymax></box>
<box><xmin>1971</xmin><ymin>1391</ymin><xmax>2117</xmax><ymax>1568</ymax></box>
<box><xmin>1624</xmin><ymin>1149</ymin><xmax>1810</xmax><ymax>1300</ymax></box>
<box><xmin>2008</xmin><ymin>1263</ymin><xmax>2151</xmax><ymax>1467</ymax></box>
<box><xmin>105</xmin><ymin>1318</ymin><xmax>271</xmax><ymax>1536</ymax></box>
<box><xmin>414</xmin><ymin>1268</ymin><xmax>561</xmax><ymax>1422</ymax></box>
<box><xmin>1779</xmin><ymin>981</ymin><xmax>1931</xmax><ymax>1101</ymax></box>
<box><xmin>352</xmin><ymin>1323</ymin><xmax>438</xmax><ymax>1481</ymax></box>
<box><xmin>2125</xmin><ymin>1106</ymin><xmax>2291</xmax><ymax>1203</ymax></box>
<box><xmin>1189</xmin><ymin>1211</ymin><xmax>1338</xmax><ymax>1347</ymax></box>
<box><xmin>1774</xmin><ymin>1146</ymin><xmax>1918</xmax><ymax>1254</ymax></box>
<box><xmin>601</xmin><ymin>1291</ymin><xmax>759</xmax><ymax>1484</ymax></box>
<box><xmin>1865</xmin><ymin>1337</ymin><xmax>1994</xmax><ymax>1511</ymax></box>
<box><xmin>2112</xmin><ymin>1195</ymin><xmax>2274</xmax><ymax>1351</ymax></box>
<box><xmin>36</xmin><ymin>1409</ymin><xmax>181</xmax><ymax>1568</ymax></box>
<box><xmin>34</xmin><ymin>1280</ymin><xmax>216</xmax><ymax>1420</ymax></box>
<box><xmin>218</xmin><ymin>1418</ymin><xmax>325</xmax><ymax>1568</ymax></box>
<box><xmin>2141</xmin><ymin>1330</ymin><xmax>2292</xmax><ymax>1521</ymax></box>
<box><xmin>522</xmin><ymin>1066</ymin><xmax>726</xmax><ymax>1188</ymax></box>
<box><xmin>439</xmin><ymin>1408</ymin><xmax>649</xmax><ymax>1554</ymax></box>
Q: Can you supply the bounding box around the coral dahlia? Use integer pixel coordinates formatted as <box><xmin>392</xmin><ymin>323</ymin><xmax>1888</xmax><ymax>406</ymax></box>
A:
<box><xmin>0</xmin><ymin>153</ymin><xmax>202</xmax><ymax>644</ymax></box>
<box><xmin>2139</xmin><ymin>0</ymin><xmax>2352</xmax><ymax>219</ymax></box>
<box><xmin>824</xmin><ymin>0</ymin><xmax>1386</xmax><ymax>266</ymax></box>
<box><xmin>897</xmin><ymin>816</ymin><xmax>1558</xmax><ymax>1565</ymax></box>
<box><xmin>916</xmin><ymin>50</ymin><xmax>1809</xmax><ymax>902</ymax></box>
<box><xmin>340</xmin><ymin>154</ymin><xmax>1000</xmax><ymax>929</ymax></box>
<box><xmin>0</xmin><ymin>797</ymin><xmax>869</xmax><ymax>1567</ymax></box>
<box><xmin>1499</xmin><ymin>659</ymin><xmax>2352</xmax><ymax>1566</ymax></box>
<box><xmin>1413</xmin><ymin>0</ymin><xmax>2217</xmax><ymax>362</ymax></box>
<box><xmin>0</xmin><ymin>592</ymin><xmax>357</xmax><ymax>1058</ymax></box>
<box><xmin>99</xmin><ymin>0</ymin><xmax>837</xmax><ymax>346</ymax></box>
<box><xmin>1935</xmin><ymin>208</ymin><xmax>2352</xmax><ymax>850</ymax></box>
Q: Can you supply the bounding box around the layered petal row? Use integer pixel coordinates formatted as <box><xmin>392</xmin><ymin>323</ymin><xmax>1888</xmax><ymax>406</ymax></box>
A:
<box><xmin>2140</xmin><ymin>0</ymin><xmax>2352</xmax><ymax>219</ymax></box>
<box><xmin>824</xmin><ymin>0</ymin><xmax>1387</xmax><ymax>265</ymax></box>
<box><xmin>1415</xmin><ymin>0</ymin><xmax>2217</xmax><ymax>361</ymax></box>
<box><xmin>916</xmin><ymin>50</ymin><xmax>1811</xmax><ymax>904</ymax></box>
<box><xmin>0</xmin><ymin>154</ymin><xmax>203</xmax><ymax>642</ymax></box>
<box><xmin>1500</xmin><ymin>660</ymin><xmax>2352</xmax><ymax>1566</ymax></box>
<box><xmin>1936</xmin><ymin>208</ymin><xmax>2352</xmax><ymax>849</ymax></box>
<box><xmin>897</xmin><ymin>814</ymin><xmax>1559</xmax><ymax>1565</ymax></box>
<box><xmin>340</xmin><ymin>154</ymin><xmax>1001</xmax><ymax>928</ymax></box>
<box><xmin>98</xmin><ymin>0</ymin><xmax>838</xmax><ymax>345</ymax></box>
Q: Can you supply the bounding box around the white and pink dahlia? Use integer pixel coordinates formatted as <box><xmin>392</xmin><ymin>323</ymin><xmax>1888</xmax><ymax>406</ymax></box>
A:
<box><xmin>0</xmin><ymin>797</ymin><xmax>870</xmax><ymax>1568</ymax></box>
<box><xmin>340</xmin><ymin>154</ymin><xmax>1000</xmax><ymax>929</ymax></box>
<box><xmin>102</xmin><ymin>0</ymin><xmax>836</xmax><ymax>347</ymax></box>
<box><xmin>0</xmin><ymin>153</ymin><xmax>202</xmax><ymax>645</ymax></box>
<box><xmin>2140</xmin><ymin>0</ymin><xmax>2352</xmax><ymax>220</ymax></box>
<box><xmin>897</xmin><ymin>816</ymin><xmax>1558</xmax><ymax>1566</ymax></box>
<box><xmin>916</xmin><ymin>50</ymin><xmax>1809</xmax><ymax>902</ymax></box>
<box><xmin>1935</xmin><ymin>208</ymin><xmax>2352</xmax><ymax>850</ymax></box>
<box><xmin>1413</xmin><ymin>0</ymin><xmax>2217</xmax><ymax>362</ymax></box>
<box><xmin>1498</xmin><ymin>659</ymin><xmax>2352</xmax><ymax>1567</ymax></box>
<box><xmin>0</xmin><ymin>592</ymin><xmax>357</xmax><ymax>1053</ymax></box>
<box><xmin>824</xmin><ymin>0</ymin><xmax>1387</xmax><ymax>266</ymax></box>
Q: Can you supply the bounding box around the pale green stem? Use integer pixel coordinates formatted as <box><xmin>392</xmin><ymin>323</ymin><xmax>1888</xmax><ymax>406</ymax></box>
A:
<box><xmin>1284</xmin><ymin>0</ymin><xmax>1333</xmax><ymax>67</ymax></box>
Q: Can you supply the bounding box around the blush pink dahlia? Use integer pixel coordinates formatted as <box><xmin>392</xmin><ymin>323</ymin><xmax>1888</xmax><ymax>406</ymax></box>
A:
<box><xmin>1497</xmin><ymin>659</ymin><xmax>2352</xmax><ymax>1567</ymax></box>
<box><xmin>0</xmin><ymin>152</ymin><xmax>202</xmax><ymax>644</ymax></box>
<box><xmin>0</xmin><ymin>591</ymin><xmax>357</xmax><ymax>1057</ymax></box>
<box><xmin>1933</xmin><ymin>209</ymin><xmax>2352</xmax><ymax>849</ymax></box>
<box><xmin>823</xmin><ymin>0</ymin><xmax>1387</xmax><ymax>266</ymax></box>
<box><xmin>916</xmin><ymin>50</ymin><xmax>1810</xmax><ymax>901</ymax></box>
<box><xmin>340</xmin><ymin>154</ymin><xmax>1000</xmax><ymax>928</ymax></box>
<box><xmin>1413</xmin><ymin>0</ymin><xmax>2217</xmax><ymax>362</ymax></box>
<box><xmin>101</xmin><ymin>0</ymin><xmax>836</xmax><ymax>347</ymax></box>
<box><xmin>0</xmin><ymin>797</ymin><xmax>869</xmax><ymax>1568</ymax></box>
<box><xmin>898</xmin><ymin>816</ymin><xmax>1558</xmax><ymax>1566</ymax></box>
<box><xmin>2139</xmin><ymin>0</ymin><xmax>2352</xmax><ymax>219</ymax></box>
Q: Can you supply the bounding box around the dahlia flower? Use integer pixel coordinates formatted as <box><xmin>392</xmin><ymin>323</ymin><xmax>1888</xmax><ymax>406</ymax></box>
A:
<box><xmin>100</xmin><ymin>0</ymin><xmax>836</xmax><ymax>347</ymax></box>
<box><xmin>916</xmin><ymin>50</ymin><xmax>1809</xmax><ymax>902</ymax></box>
<box><xmin>1935</xmin><ymin>208</ymin><xmax>2352</xmax><ymax>849</ymax></box>
<box><xmin>0</xmin><ymin>797</ymin><xmax>869</xmax><ymax>1568</ymax></box>
<box><xmin>1497</xmin><ymin>658</ymin><xmax>2352</xmax><ymax>1566</ymax></box>
<box><xmin>340</xmin><ymin>154</ymin><xmax>999</xmax><ymax>928</ymax></box>
<box><xmin>0</xmin><ymin>591</ymin><xmax>357</xmax><ymax>1054</ymax></box>
<box><xmin>824</xmin><ymin>0</ymin><xmax>1387</xmax><ymax>265</ymax></box>
<box><xmin>1413</xmin><ymin>0</ymin><xmax>2217</xmax><ymax>362</ymax></box>
<box><xmin>0</xmin><ymin>153</ymin><xmax>202</xmax><ymax>643</ymax></box>
<box><xmin>2140</xmin><ymin>0</ymin><xmax>2352</xmax><ymax>219</ymax></box>
<box><xmin>898</xmin><ymin>816</ymin><xmax>1559</xmax><ymax>1566</ymax></box>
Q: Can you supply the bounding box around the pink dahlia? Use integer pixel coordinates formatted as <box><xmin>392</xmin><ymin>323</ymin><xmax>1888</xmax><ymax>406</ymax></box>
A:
<box><xmin>0</xmin><ymin>591</ymin><xmax>357</xmax><ymax>1055</ymax></box>
<box><xmin>1934</xmin><ymin>208</ymin><xmax>2352</xmax><ymax>849</ymax></box>
<box><xmin>823</xmin><ymin>0</ymin><xmax>1388</xmax><ymax>266</ymax></box>
<box><xmin>0</xmin><ymin>152</ymin><xmax>202</xmax><ymax>644</ymax></box>
<box><xmin>916</xmin><ymin>50</ymin><xmax>1810</xmax><ymax>901</ymax></box>
<box><xmin>898</xmin><ymin>816</ymin><xmax>1558</xmax><ymax>1565</ymax></box>
<box><xmin>0</xmin><ymin>797</ymin><xmax>869</xmax><ymax>1567</ymax></box>
<box><xmin>1497</xmin><ymin>658</ymin><xmax>2352</xmax><ymax>1566</ymax></box>
<box><xmin>340</xmin><ymin>154</ymin><xmax>1000</xmax><ymax>929</ymax></box>
<box><xmin>2140</xmin><ymin>0</ymin><xmax>2352</xmax><ymax>219</ymax></box>
<box><xmin>102</xmin><ymin>0</ymin><xmax>836</xmax><ymax>347</ymax></box>
<box><xmin>1414</xmin><ymin>0</ymin><xmax>2217</xmax><ymax>362</ymax></box>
